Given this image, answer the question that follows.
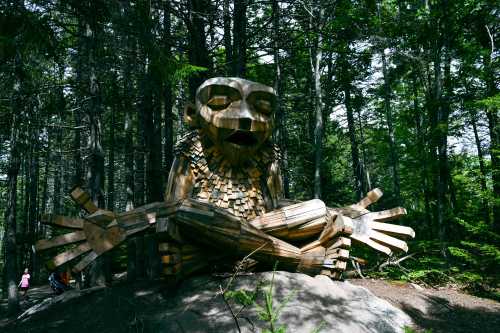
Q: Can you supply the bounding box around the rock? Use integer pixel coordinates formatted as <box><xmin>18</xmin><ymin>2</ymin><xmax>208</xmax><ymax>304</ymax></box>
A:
<box><xmin>152</xmin><ymin>271</ymin><xmax>413</xmax><ymax>332</ymax></box>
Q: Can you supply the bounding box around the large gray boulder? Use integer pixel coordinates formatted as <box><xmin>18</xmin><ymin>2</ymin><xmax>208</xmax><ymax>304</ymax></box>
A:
<box><xmin>151</xmin><ymin>271</ymin><xmax>413</xmax><ymax>333</ymax></box>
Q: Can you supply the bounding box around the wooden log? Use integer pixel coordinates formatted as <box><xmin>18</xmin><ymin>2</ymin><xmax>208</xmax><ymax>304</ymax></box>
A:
<box><xmin>369</xmin><ymin>230</ymin><xmax>408</xmax><ymax>252</ymax></box>
<box><xmin>367</xmin><ymin>221</ymin><xmax>415</xmax><ymax>238</ymax></box>
<box><xmin>70</xmin><ymin>187</ymin><xmax>98</xmax><ymax>214</ymax></box>
<box><xmin>350</xmin><ymin>234</ymin><xmax>392</xmax><ymax>255</ymax></box>
<box><xmin>356</xmin><ymin>188</ymin><xmax>383</xmax><ymax>208</ymax></box>
<box><xmin>86</xmin><ymin>209</ymin><xmax>115</xmax><ymax>227</ymax></box>
<box><xmin>35</xmin><ymin>231</ymin><xmax>86</xmax><ymax>251</ymax></box>
<box><xmin>325</xmin><ymin>237</ymin><xmax>351</xmax><ymax>250</ymax></box>
<box><xmin>369</xmin><ymin>207</ymin><xmax>407</xmax><ymax>222</ymax></box>
<box><xmin>83</xmin><ymin>223</ymin><xmax>126</xmax><ymax>255</ymax></box>
<box><xmin>326</xmin><ymin>248</ymin><xmax>349</xmax><ymax>260</ymax></box>
<box><xmin>249</xmin><ymin>199</ymin><xmax>327</xmax><ymax>235</ymax></box>
<box><xmin>72</xmin><ymin>251</ymin><xmax>98</xmax><ymax>273</ymax></box>
<box><xmin>41</xmin><ymin>214</ymin><xmax>84</xmax><ymax>229</ymax></box>
<box><xmin>46</xmin><ymin>242</ymin><xmax>92</xmax><ymax>270</ymax></box>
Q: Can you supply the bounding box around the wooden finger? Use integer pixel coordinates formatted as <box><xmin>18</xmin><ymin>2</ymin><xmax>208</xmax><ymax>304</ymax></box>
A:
<box><xmin>87</xmin><ymin>209</ymin><xmax>115</xmax><ymax>227</ymax></box>
<box><xmin>369</xmin><ymin>207</ymin><xmax>407</xmax><ymax>222</ymax></box>
<box><xmin>70</xmin><ymin>186</ymin><xmax>98</xmax><ymax>214</ymax></box>
<box><xmin>369</xmin><ymin>230</ymin><xmax>408</xmax><ymax>252</ymax></box>
<box><xmin>325</xmin><ymin>237</ymin><xmax>351</xmax><ymax>250</ymax></box>
<box><xmin>322</xmin><ymin>259</ymin><xmax>347</xmax><ymax>271</ymax></box>
<box><xmin>300</xmin><ymin>240</ymin><xmax>322</xmax><ymax>253</ymax></box>
<box><xmin>35</xmin><ymin>231</ymin><xmax>86</xmax><ymax>251</ymax></box>
<box><xmin>356</xmin><ymin>188</ymin><xmax>383</xmax><ymax>208</ymax></box>
<box><xmin>42</xmin><ymin>214</ymin><xmax>84</xmax><ymax>229</ymax></box>
<box><xmin>367</xmin><ymin>221</ymin><xmax>415</xmax><ymax>238</ymax></box>
<box><xmin>46</xmin><ymin>242</ymin><xmax>92</xmax><ymax>270</ymax></box>
<box><xmin>72</xmin><ymin>251</ymin><xmax>98</xmax><ymax>273</ymax></box>
<box><xmin>326</xmin><ymin>248</ymin><xmax>349</xmax><ymax>260</ymax></box>
<box><xmin>351</xmin><ymin>234</ymin><xmax>392</xmax><ymax>255</ymax></box>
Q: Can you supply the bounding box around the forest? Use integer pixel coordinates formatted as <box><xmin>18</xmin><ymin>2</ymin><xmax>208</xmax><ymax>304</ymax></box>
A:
<box><xmin>0</xmin><ymin>0</ymin><xmax>499</xmax><ymax>322</ymax></box>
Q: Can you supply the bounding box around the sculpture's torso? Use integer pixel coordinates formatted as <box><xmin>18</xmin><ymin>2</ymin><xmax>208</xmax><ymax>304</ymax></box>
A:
<box><xmin>166</xmin><ymin>131</ymin><xmax>283</xmax><ymax>221</ymax></box>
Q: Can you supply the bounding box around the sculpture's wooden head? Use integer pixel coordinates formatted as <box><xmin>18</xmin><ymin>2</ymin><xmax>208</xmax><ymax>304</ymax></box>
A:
<box><xmin>185</xmin><ymin>77</ymin><xmax>276</xmax><ymax>163</ymax></box>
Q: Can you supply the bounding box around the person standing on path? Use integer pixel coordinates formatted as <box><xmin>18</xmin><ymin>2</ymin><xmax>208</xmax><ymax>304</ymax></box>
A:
<box><xmin>18</xmin><ymin>268</ymin><xmax>30</xmax><ymax>298</ymax></box>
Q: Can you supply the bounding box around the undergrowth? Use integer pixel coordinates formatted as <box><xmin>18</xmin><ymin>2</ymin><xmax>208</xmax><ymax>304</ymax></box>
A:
<box><xmin>353</xmin><ymin>218</ymin><xmax>500</xmax><ymax>301</ymax></box>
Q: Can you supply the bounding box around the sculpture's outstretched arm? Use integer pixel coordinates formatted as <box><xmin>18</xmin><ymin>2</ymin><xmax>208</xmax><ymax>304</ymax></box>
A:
<box><xmin>36</xmin><ymin>188</ymin><xmax>332</xmax><ymax>276</ymax></box>
<box><xmin>250</xmin><ymin>189</ymin><xmax>414</xmax><ymax>253</ymax></box>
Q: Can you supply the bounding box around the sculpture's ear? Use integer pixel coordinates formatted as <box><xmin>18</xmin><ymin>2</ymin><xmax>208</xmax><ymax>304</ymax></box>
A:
<box><xmin>184</xmin><ymin>102</ymin><xmax>200</xmax><ymax>128</ymax></box>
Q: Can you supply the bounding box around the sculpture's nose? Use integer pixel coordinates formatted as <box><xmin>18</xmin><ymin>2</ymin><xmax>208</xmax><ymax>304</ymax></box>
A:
<box><xmin>237</xmin><ymin>100</ymin><xmax>257</xmax><ymax>131</ymax></box>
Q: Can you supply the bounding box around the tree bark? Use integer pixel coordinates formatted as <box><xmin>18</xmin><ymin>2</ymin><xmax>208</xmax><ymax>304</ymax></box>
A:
<box><xmin>223</xmin><ymin>0</ymin><xmax>233</xmax><ymax>75</ymax></box>
<box><xmin>272</xmin><ymin>0</ymin><xmax>290</xmax><ymax>198</ymax></box>
<box><xmin>311</xmin><ymin>0</ymin><xmax>324</xmax><ymax>199</ymax></box>
<box><xmin>232</xmin><ymin>0</ymin><xmax>248</xmax><ymax>77</ymax></box>
<box><xmin>187</xmin><ymin>0</ymin><xmax>211</xmax><ymax>99</ymax></box>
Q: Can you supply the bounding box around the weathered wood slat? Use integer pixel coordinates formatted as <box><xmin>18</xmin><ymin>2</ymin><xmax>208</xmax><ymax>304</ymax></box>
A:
<box><xmin>41</xmin><ymin>214</ymin><xmax>84</xmax><ymax>229</ymax></box>
<box><xmin>356</xmin><ymin>188</ymin><xmax>383</xmax><ymax>208</ymax></box>
<box><xmin>86</xmin><ymin>209</ymin><xmax>115</xmax><ymax>227</ymax></box>
<box><xmin>35</xmin><ymin>231</ymin><xmax>86</xmax><ymax>251</ymax></box>
<box><xmin>369</xmin><ymin>230</ymin><xmax>408</xmax><ymax>252</ymax></box>
<box><xmin>46</xmin><ymin>242</ymin><xmax>92</xmax><ymax>270</ymax></box>
<box><xmin>367</xmin><ymin>221</ymin><xmax>415</xmax><ymax>238</ymax></box>
<box><xmin>70</xmin><ymin>187</ymin><xmax>98</xmax><ymax>214</ymax></box>
<box><xmin>72</xmin><ymin>251</ymin><xmax>98</xmax><ymax>273</ymax></box>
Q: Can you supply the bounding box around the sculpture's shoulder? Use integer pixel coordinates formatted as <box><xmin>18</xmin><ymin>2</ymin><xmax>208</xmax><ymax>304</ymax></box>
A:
<box><xmin>174</xmin><ymin>130</ymin><xmax>201</xmax><ymax>159</ymax></box>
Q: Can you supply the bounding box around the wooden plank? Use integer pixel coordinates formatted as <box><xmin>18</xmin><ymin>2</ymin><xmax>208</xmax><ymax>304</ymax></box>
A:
<box><xmin>369</xmin><ymin>230</ymin><xmax>408</xmax><ymax>252</ymax></box>
<box><xmin>351</xmin><ymin>234</ymin><xmax>391</xmax><ymax>255</ymax></box>
<box><xmin>83</xmin><ymin>223</ymin><xmax>126</xmax><ymax>255</ymax></box>
<box><xmin>72</xmin><ymin>251</ymin><xmax>98</xmax><ymax>273</ymax></box>
<box><xmin>326</xmin><ymin>237</ymin><xmax>351</xmax><ymax>250</ymax></box>
<box><xmin>356</xmin><ymin>188</ymin><xmax>383</xmax><ymax>208</ymax></box>
<box><xmin>87</xmin><ymin>209</ymin><xmax>115</xmax><ymax>226</ymax></box>
<box><xmin>326</xmin><ymin>248</ymin><xmax>349</xmax><ymax>260</ymax></box>
<box><xmin>46</xmin><ymin>242</ymin><xmax>92</xmax><ymax>270</ymax></box>
<box><xmin>370</xmin><ymin>207</ymin><xmax>407</xmax><ymax>222</ymax></box>
<box><xmin>35</xmin><ymin>231</ymin><xmax>86</xmax><ymax>251</ymax></box>
<box><xmin>367</xmin><ymin>221</ymin><xmax>415</xmax><ymax>238</ymax></box>
<box><xmin>41</xmin><ymin>214</ymin><xmax>84</xmax><ymax>229</ymax></box>
<box><xmin>70</xmin><ymin>187</ymin><xmax>98</xmax><ymax>214</ymax></box>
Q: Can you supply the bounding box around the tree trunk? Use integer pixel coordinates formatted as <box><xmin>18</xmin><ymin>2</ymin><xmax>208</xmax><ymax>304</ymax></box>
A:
<box><xmin>471</xmin><ymin>110</ymin><xmax>490</xmax><ymax>223</ymax></box>
<box><xmin>5</xmin><ymin>48</ymin><xmax>24</xmax><ymax>314</ymax></box>
<box><xmin>381</xmin><ymin>50</ymin><xmax>401</xmax><ymax>203</ymax></box>
<box><xmin>187</xmin><ymin>0</ymin><xmax>211</xmax><ymax>99</ymax></box>
<box><xmin>311</xmin><ymin>1</ymin><xmax>324</xmax><ymax>199</ymax></box>
<box><xmin>272</xmin><ymin>0</ymin><xmax>290</xmax><ymax>198</ymax></box>
<box><xmin>84</xmin><ymin>4</ymin><xmax>107</xmax><ymax>286</ymax></box>
<box><xmin>482</xmin><ymin>36</ymin><xmax>500</xmax><ymax>232</ymax></box>
<box><xmin>107</xmin><ymin>105</ymin><xmax>115</xmax><ymax>211</ymax></box>
<box><xmin>5</xmin><ymin>112</ymin><xmax>21</xmax><ymax>315</ymax></box>
<box><xmin>232</xmin><ymin>0</ymin><xmax>248</xmax><ymax>77</ymax></box>
<box><xmin>344</xmin><ymin>75</ymin><xmax>366</xmax><ymax>200</ymax></box>
<box><xmin>164</xmin><ymin>0</ymin><xmax>174</xmax><ymax>179</ymax></box>
<box><xmin>223</xmin><ymin>0</ymin><xmax>233</xmax><ymax>75</ymax></box>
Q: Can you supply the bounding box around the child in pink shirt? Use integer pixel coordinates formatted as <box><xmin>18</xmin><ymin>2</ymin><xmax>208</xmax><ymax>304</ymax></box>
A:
<box><xmin>18</xmin><ymin>268</ymin><xmax>30</xmax><ymax>297</ymax></box>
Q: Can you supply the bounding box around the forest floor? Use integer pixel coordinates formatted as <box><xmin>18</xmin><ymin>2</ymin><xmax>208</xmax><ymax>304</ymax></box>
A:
<box><xmin>0</xmin><ymin>276</ymin><xmax>499</xmax><ymax>332</ymax></box>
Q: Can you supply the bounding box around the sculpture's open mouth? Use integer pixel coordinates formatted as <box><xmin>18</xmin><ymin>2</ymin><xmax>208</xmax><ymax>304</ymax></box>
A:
<box><xmin>225</xmin><ymin>130</ymin><xmax>258</xmax><ymax>147</ymax></box>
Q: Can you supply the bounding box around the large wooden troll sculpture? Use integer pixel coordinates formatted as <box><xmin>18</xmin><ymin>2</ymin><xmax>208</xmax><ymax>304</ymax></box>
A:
<box><xmin>36</xmin><ymin>77</ymin><xmax>415</xmax><ymax>279</ymax></box>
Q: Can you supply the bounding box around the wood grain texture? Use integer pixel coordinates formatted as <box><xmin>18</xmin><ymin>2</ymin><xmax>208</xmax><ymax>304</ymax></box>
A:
<box><xmin>35</xmin><ymin>231</ymin><xmax>86</xmax><ymax>251</ymax></box>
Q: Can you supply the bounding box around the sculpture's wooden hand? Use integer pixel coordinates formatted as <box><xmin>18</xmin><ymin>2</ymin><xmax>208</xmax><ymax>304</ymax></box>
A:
<box><xmin>35</xmin><ymin>187</ymin><xmax>177</xmax><ymax>273</ymax></box>
<box><xmin>337</xmin><ymin>189</ymin><xmax>415</xmax><ymax>255</ymax></box>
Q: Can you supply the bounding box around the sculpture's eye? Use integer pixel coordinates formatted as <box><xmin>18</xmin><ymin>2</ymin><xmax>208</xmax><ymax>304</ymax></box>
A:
<box><xmin>254</xmin><ymin>99</ymin><xmax>272</xmax><ymax>114</ymax></box>
<box><xmin>207</xmin><ymin>96</ymin><xmax>231</xmax><ymax>111</ymax></box>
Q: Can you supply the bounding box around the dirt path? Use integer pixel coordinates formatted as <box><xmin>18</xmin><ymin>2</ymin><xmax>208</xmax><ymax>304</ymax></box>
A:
<box><xmin>351</xmin><ymin>278</ymin><xmax>500</xmax><ymax>333</ymax></box>
<box><xmin>2</xmin><ymin>278</ymin><xmax>500</xmax><ymax>333</ymax></box>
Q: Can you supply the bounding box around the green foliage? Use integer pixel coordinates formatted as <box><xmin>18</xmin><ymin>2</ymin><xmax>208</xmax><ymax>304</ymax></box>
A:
<box><xmin>224</xmin><ymin>264</ymin><xmax>325</xmax><ymax>333</ymax></box>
